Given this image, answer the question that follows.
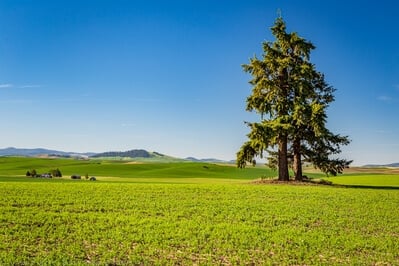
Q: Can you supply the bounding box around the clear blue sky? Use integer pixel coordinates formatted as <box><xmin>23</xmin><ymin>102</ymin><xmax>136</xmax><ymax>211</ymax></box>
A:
<box><xmin>0</xmin><ymin>0</ymin><xmax>398</xmax><ymax>165</ymax></box>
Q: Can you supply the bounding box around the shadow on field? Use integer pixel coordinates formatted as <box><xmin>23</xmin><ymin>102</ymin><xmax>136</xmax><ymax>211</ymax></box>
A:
<box><xmin>308</xmin><ymin>179</ymin><xmax>399</xmax><ymax>190</ymax></box>
<box><xmin>332</xmin><ymin>184</ymin><xmax>399</xmax><ymax>190</ymax></box>
<box><xmin>304</xmin><ymin>178</ymin><xmax>399</xmax><ymax>190</ymax></box>
<box><xmin>252</xmin><ymin>178</ymin><xmax>399</xmax><ymax>190</ymax></box>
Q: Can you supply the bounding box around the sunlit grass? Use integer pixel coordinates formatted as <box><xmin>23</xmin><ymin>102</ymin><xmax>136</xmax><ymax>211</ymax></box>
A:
<box><xmin>0</xmin><ymin>181</ymin><xmax>399</xmax><ymax>264</ymax></box>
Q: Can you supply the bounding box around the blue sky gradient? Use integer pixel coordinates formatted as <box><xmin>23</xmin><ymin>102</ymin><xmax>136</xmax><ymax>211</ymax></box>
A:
<box><xmin>0</xmin><ymin>0</ymin><xmax>398</xmax><ymax>165</ymax></box>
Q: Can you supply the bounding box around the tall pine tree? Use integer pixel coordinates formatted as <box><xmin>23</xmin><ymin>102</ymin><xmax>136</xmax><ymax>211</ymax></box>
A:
<box><xmin>237</xmin><ymin>17</ymin><xmax>350</xmax><ymax>180</ymax></box>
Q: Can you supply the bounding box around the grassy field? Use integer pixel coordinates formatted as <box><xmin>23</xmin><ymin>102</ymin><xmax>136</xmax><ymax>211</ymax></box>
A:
<box><xmin>329</xmin><ymin>174</ymin><xmax>399</xmax><ymax>188</ymax></box>
<box><xmin>0</xmin><ymin>157</ymin><xmax>398</xmax><ymax>264</ymax></box>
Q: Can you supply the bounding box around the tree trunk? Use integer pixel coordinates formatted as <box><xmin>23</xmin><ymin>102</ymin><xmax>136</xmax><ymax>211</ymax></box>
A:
<box><xmin>293</xmin><ymin>137</ymin><xmax>303</xmax><ymax>181</ymax></box>
<box><xmin>278</xmin><ymin>134</ymin><xmax>290</xmax><ymax>181</ymax></box>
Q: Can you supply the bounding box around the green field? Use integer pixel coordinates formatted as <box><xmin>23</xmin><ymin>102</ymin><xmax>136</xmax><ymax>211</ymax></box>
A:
<box><xmin>329</xmin><ymin>173</ymin><xmax>399</xmax><ymax>188</ymax></box>
<box><xmin>0</xmin><ymin>157</ymin><xmax>398</xmax><ymax>265</ymax></box>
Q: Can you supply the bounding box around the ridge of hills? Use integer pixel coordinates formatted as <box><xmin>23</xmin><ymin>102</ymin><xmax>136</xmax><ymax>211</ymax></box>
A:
<box><xmin>363</xmin><ymin>162</ymin><xmax>399</xmax><ymax>168</ymax></box>
<box><xmin>92</xmin><ymin>149</ymin><xmax>159</xmax><ymax>158</ymax></box>
<box><xmin>0</xmin><ymin>147</ymin><xmax>95</xmax><ymax>157</ymax></box>
<box><xmin>0</xmin><ymin>147</ymin><xmax>397</xmax><ymax>166</ymax></box>
<box><xmin>0</xmin><ymin>147</ymin><xmax>228</xmax><ymax>163</ymax></box>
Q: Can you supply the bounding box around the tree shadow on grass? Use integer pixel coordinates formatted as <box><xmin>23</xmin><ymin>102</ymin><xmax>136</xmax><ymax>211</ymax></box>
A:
<box><xmin>330</xmin><ymin>183</ymin><xmax>399</xmax><ymax>190</ymax></box>
<box><xmin>307</xmin><ymin>179</ymin><xmax>399</xmax><ymax>190</ymax></box>
<box><xmin>252</xmin><ymin>178</ymin><xmax>399</xmax><ymax>190</ymax></box>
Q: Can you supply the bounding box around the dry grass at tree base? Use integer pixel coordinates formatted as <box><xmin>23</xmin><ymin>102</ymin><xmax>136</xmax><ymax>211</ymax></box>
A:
<box><xmin>251</xmin><ymin>176</ymin><xmax>333</xmax><ymax>186</ymax></box>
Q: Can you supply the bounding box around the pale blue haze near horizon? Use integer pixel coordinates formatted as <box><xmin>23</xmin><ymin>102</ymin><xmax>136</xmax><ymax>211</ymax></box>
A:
<box><xmin>0</xmin><ymin>0</ymin><xmax>398</xmax><ymax>166</ymax></box>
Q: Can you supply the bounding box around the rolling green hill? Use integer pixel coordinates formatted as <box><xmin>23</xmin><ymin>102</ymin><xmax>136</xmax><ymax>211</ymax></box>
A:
<box><xmin>0</xmin><ymin>157</ymin><xmax>274</xmax><ymax>183</ymax></box>
<box><xmin>2</xmin><ymin>157</ymin><xmax>398</xmax><ymax>186</ymax></box>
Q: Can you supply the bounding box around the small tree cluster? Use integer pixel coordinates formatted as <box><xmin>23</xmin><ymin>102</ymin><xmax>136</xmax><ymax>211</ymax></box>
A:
<box><xmin>26</xmin><ymin>169</ymin><xmax>37</xmax><ymax>177</ymax></box>
<box><xmin>50</xmin><ymin>168</ymin><xmax>62</xmax><ymax>177</ymax></box>
<box><xmin>26</xmin><ymin>169</ymin><xmax>62</xmax><ymax>178</ymax></box>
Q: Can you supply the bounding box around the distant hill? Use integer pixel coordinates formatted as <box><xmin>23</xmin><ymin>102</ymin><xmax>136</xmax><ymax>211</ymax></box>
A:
<box><xmin>90</xmin><ymin>149</ymin><xmax>188</xmax><ymax>162</ymax></box>
<box><xmin>91</xmin><ymin>149</ymin><xmax>154</xmax><ymax>158</ymax></box>
<box><xmin>0</xmin><ymin>147</ymin><xmax>95</xmax><ymax>157</ymax></box>
<box><xmin>0</xmin><ymin>147</ymin><xmax>231</xmax><ymax>163</ymax></box>
<box><xmin>185</xmin><ymin>157</ymin><xmax>231</xmax><ymax>163</ymax></box>
<box><xmin>363</xmin><ymin>162</ymin><xmax>399</xmax><ymax>168</ymax></box>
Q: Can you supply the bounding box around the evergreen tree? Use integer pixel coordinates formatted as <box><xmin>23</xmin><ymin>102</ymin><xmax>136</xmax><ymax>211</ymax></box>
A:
<box><xmin>237</xmin><ymin>16</ymin><xmax>351</xmax><ymax>179</ymax></box>
<box><xmin>50</xmin><ymin>168</ymin><xmax>62</xmax><ymax>178</ymax></box>
<box><xmin>56</xmin><ymin>168</ymin><xmax>62</xmax><ymax>177</ymax></box>
<box><xmin>30</xmin><ymin>169</ymin><xmax>37</xmax><ymax>177</ymax></box>
<box><xmin>237</xmin><ymin>16</ymin><xmax>312</xmax><ymax>181</ymax></box>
